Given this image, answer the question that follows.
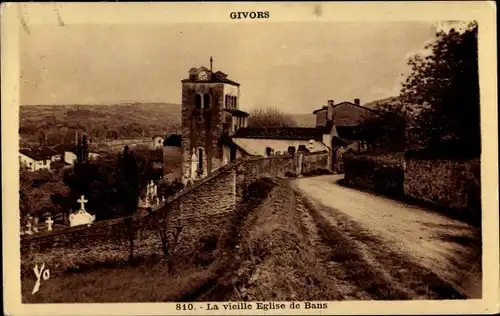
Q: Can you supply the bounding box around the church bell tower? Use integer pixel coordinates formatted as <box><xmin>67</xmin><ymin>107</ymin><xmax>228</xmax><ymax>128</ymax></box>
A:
<box><xmin>180</xmin><ymin>58</ymin><xmax>241</xmax><ymax>185</ymax></box>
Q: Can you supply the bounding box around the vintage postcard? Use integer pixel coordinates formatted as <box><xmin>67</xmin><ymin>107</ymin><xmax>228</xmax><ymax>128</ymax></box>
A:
<box><xmin>2</xmin><ymin>2</ymin><xmax>498</xmax><ymax>315</ymax></box>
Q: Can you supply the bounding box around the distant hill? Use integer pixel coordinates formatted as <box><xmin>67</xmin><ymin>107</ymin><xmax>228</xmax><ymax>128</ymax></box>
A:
<box><xmin>362</xmin><ymin>96</ymin><xmax>402</xmax><ymax>109</ymax></box>
<box><xmin>19</xmin><ymin>103</ymin><xmax>182</xmax><ymax>147</ymax></box>
<box><xmin>291</xmin><ymin>114</ymin><xmax>317</xmax><ymax>127</ymax></box>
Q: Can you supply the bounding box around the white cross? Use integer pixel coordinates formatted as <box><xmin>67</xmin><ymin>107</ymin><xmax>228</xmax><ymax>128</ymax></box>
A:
<box><xmin>77</xmin><ymin>195</ymin><xmax>88</xmax><ymax>211</ymax></box>
<box><xmin>46</xmin><ymin>217</ymin><xmax>54</xmax><ymax>231</ymax></box>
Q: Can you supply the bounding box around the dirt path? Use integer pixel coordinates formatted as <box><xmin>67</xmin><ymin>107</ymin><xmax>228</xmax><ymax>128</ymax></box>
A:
<box><xmin>291</xmin><ymin>175</ymin><xmax>482</xmax><ymax>299</ymax></box>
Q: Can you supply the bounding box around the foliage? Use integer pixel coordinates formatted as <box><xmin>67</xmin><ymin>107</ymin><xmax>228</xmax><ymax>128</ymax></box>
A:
<box><xmin>61</xmin><ymin>145</ymin><xmax>154</xmax><ymax>221</ymax></box>
<box><xmin>119</xmin><ymin>146</ymin><xmax>140</xmax><ymax>216</ymax></box>
<box><xmin>358</xmin><ymin>102</ymin><xmax>407</xmax><ymax>152</ymax></box>
<box><xmin>401</xmin><ymin>21</ymin><xmax>479</xmax><ymax>155</ymax></box>
<box><xmin>247</xmin><ymin>108</ymin><xmax>297</xmax><ymax>128</ymax></box>
<box><xmin>19</xmin><ymin>169</ymin><xmax>70</xmax><ymax>225</ymax></box>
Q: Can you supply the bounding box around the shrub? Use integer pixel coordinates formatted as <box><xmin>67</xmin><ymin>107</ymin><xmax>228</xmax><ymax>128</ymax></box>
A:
<box><xmin>344</xmin><ymin>153</ymin><xmax>404</xmax><ymax>197</ymax></box>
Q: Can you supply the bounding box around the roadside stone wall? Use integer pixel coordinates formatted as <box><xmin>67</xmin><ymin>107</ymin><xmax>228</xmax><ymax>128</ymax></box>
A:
<box><xmin>404</xmin><ymin>157</ymin><xmax>481</xmax><ymax>212</ymax></box>
<box><xmin>20</xmin><ymin>154</ymin><xmax>329</xmax><ymax>274</ymax></box>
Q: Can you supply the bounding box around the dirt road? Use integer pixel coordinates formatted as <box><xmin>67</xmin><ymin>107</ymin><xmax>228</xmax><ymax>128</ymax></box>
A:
<box><xmin>291</xmin><ymin>175</ymin><xmax>482</xmax><ymax>299</ymax></box>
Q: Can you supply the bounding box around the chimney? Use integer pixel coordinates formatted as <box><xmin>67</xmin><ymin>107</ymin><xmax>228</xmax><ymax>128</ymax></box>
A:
<box><xmin>354</xmin><ymin>98</ymin><xmax>360</xmax><ymax>105</ymax></box>
<box><xmin>327</xmin><ymin>100</ymin><xmax>335</xmax><ymax>122</ymax></box>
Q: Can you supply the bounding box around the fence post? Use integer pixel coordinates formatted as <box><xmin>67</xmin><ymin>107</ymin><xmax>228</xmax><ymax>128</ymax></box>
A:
<box><xmin>297</xmin><ymin>152</ymin><xmax>303</xmax><ymax>176</ymax></box>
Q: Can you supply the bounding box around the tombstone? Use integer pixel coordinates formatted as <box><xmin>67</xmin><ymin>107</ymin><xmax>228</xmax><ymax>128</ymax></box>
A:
<box><xmin>69</xmin><ymin>195</ymin><xmax>96</xmax><ymax>227</ymax></box>
<box><xmin>45</xmin><ymin>216</ymin><xmax>54</xmax><ymax>231</ymax></box>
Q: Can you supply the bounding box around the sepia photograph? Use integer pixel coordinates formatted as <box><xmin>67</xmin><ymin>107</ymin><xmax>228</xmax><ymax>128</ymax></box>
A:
<box><xmin>2</xmin><ymin>2</ymin><xmax>498</xmax><ymax>315</ymax></box>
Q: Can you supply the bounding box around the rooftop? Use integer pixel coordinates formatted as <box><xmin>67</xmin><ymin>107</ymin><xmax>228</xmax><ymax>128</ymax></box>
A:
<box><xmin>181</xmin><ymin>66</ymin><xmax>240</xmax><ymax>86</ymax></box>
<box><xmin>20</xmin><ymin>147</ymin><xmax>58</xmax><ymax>160</ymax></box>
<box><xmin>223</xmin><ymin>108</ymin><xmax>249</xmax><ymax>117</ymax></box>
<box><xmin>312</xmin><ymin>101</ymin><xmax>376</xmax><ymax>114</ymax></box>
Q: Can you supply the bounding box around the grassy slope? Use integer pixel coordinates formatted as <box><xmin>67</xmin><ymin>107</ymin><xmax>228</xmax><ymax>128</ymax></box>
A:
<box><xmin>22</xmin><ymin>177</ymin><xmax>468</xmax><ymax>303</ymax></box>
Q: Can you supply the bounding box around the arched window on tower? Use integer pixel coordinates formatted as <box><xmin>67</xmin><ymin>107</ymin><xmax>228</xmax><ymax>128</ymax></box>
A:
<box><xmin>195</xmin><ymin>94</ymin><xmax>202</xmax><ymax>111</ymax></box>
<box><xmin>225</xmin><ymin>95</ymin><xmax>228</xmax><ymax>108</ymax></box>
<box><xmin>203</xmin><ymin>94</ymin><xmax>210</xmax><ymax>110</ymax></box>
<box><xmin>198</xmin><ymin>147</ymin><xmax>204</xmax><ymax>174</ymax></box>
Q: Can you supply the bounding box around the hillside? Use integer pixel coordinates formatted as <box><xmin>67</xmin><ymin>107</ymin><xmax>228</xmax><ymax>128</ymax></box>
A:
<box><xmin>362</xmin><ymin>96</ymin><xmax>401</xmax><ymax>109</ymax></box>
<box><xmin>19</xmin><ymin>103</ymin><xmax>182</xmax><ymax>147</ymax></box>
<box><xmin>291</xmin><ymin>114</ymin><xmax>316</xmax><ymax>127</ymax></box>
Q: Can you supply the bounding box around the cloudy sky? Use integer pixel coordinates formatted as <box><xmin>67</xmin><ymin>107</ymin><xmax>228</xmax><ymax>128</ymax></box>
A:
<box><xmin>20</xmin><ymin>21</ymin><xmax>438</xmax><ymax>113</ymax></box>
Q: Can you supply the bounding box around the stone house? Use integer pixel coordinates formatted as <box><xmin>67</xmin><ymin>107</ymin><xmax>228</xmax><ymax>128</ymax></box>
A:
<box><xmin>312</xmin><ymin>99</ymin><xmax>375</xmax><ymax>173</ymax></box>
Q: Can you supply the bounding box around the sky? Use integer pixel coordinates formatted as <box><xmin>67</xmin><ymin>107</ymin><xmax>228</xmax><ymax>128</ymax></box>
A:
<box><xmin>20</xmin><ymin>21</ymin><xmax>438</xmax><ymax>114</ymax></box>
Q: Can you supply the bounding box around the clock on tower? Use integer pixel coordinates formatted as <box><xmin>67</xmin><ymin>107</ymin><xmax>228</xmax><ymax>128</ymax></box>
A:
<box><xmin>198</xmin><ymin>71</ymin><xmax>208</xmax><ymax>81</ymax></box>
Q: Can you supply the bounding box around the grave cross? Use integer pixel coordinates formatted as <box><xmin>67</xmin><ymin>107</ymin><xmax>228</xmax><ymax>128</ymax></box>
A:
<box><xmin>77</xmin><ymin>195</ymin><xmax>88</xmax><ymax>211</ymax></box>
<box><xmin>46</xmin><ymin>217</ymin><xmax>54</xmax><ymax>231</ymax></box>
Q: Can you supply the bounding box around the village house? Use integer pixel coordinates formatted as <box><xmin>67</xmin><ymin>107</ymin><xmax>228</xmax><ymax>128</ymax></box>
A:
<box><xmin>19</xmin><ymin>148</ymin><xmax>57</xmax><ymax>172</ymax></box>
<box><xmin>312</xmin><ymin>99</ymin><xmax>374</xmax><ymax>171</ymax></box>
<box><xmin>50</xmin><ymin>143</ymin><xmax>100</xmax><ymax>166</ymax></box>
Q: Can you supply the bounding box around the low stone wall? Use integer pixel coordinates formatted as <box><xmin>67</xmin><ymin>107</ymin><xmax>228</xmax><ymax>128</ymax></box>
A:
<box><xmin>404</xmin><ymin>157</ymin><xmax>481</xmax><ymax>213</ymax></box>
<box><xmin>21</xmin><ymin>154</ymin><xmax>329</xmax><ymax>274</ymax></box>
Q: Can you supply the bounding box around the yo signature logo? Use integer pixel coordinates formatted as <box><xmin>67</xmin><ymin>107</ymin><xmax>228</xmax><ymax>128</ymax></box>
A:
<box><xmin>32</xmin><ymin>263</ymin><xmax>50</xmax><ymax>294</ymax></box>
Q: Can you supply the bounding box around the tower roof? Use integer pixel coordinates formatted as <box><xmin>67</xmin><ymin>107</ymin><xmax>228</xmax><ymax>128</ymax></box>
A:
<box><xmin>182</xmin><ymin>66</ymin><xmax>240</xmax><ymax>86</ymax></box>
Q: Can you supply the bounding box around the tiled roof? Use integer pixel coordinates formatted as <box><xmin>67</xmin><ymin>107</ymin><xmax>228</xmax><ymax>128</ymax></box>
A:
<box><xmin>232</xmin><ymin>127</ymin><xmax>324</xmax><ymax>141</ymax></box>
<box><xmin>19</xmin><ymin>147</ymin><xmax>58</xmax><ymax>160</ymax></box>
<box><xmin>164</xmin><ymin>134</ymin><xmax>182</xmax><ymax>147</ymax></box>
<box><xmin>223</xmin><ymin>108</ymin><xmax>249</xmax><ymax>117</ymax></box>
<box><xmin>312</xmin><ymin>106</ymin><xmax>328</xmax><ymax>114</ymax></box>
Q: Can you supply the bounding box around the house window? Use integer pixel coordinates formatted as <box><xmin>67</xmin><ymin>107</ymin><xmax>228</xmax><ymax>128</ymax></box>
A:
<box><xmin>203</xmin><ymin>93</ymin><xmax>210</xmax><ymax>110</ymax></box>
<box><xmin>288</xmin><ymin>146</ymin><xmax>296</xmax><ymax>156</ymax></box>
<box><xmin>225</xmin><ymin>95</ymin><xmax>228</xmax><ymax>108</ymax></box>
<box><xmin>234</xmin><ymin>96</ymin><xmax>238</xmax><ymax>109</ymax></box>
<box><xmin>265</xmin><ymin>147</ymin><xmax>272</xmax><ymax>156</ymax></box>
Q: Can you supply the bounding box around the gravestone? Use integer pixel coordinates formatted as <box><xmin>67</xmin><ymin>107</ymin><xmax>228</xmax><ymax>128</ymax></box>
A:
<box><xmin>46</xmin><ymin>216</ymin><xmax>54</xmax><ymax>231</ymax></box>
<box><xmin>69</xmin><ymin>195</ymin><xmax>96</xmax><ymax>227</ymax></box>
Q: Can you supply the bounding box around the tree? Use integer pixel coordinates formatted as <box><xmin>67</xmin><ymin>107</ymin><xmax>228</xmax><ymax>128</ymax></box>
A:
<box><xmin>20</xmin><ymin>170</ymin><xmax>71</xmax><ymax>227</ymax></box>
<box><xmin>247</xmin><ymin>108</ymin><xmax>297</xmax><ymax>128</ymax></box>
<box><xmin>119</xmin><ymin>146</ymin><xmax>140</xmax><ymax>216</ymax></box>
<box><xmin>401</xmin><ymin>21</ymin><xmax>479</xmax><ymax>155</ymax></box>
<box><xmin>358</xmin><ymin>102</ymin><xmax>409</xmax><ymax>152</ymax></box>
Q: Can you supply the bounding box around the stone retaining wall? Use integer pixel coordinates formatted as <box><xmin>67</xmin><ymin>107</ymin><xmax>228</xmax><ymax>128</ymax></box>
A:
<box><xmin>21</xmin><ymin>154</ymin><xmax>330</xmax><ymax>273</ymax></box>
